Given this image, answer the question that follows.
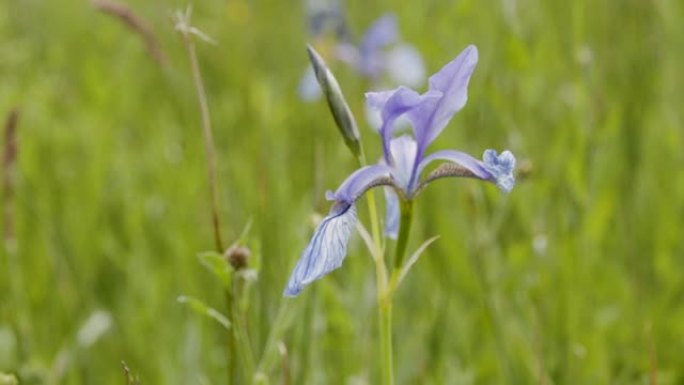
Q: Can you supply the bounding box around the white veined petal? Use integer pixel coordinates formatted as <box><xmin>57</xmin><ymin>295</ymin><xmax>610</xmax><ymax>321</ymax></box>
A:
<box><xmin>284</xmin><ymin>204</ymin><xmax>357</xmax><ymax>296</ymax></box>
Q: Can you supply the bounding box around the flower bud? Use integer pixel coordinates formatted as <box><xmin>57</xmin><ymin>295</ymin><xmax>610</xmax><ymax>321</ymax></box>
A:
<box><xmin>224</xmin><ymin>245</ymin><xmax>250</xmax><ymax>270</ymax></box>
<box><xmin>306</xmin><ymin>44</ymin><xmax>362</xmax><ymax>158</ymax></box>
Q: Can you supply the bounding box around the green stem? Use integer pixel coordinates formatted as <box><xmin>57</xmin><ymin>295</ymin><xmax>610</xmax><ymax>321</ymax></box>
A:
<box><xmin>355</xmin><ymin>150</ymin><xmax>394</xmax><ymax>385</ymax></box>
<box><xmin>378</xmin><ymin>300</ymin><xmax>394</xmax><ymax>385</ymax></box>
<box><xmin>254</xmin><ymin>300</ymin><xmax>293</xmax><ymax>383</ymax></box>
<box><xmin>225</xmin><ymin>290</ymin><xmax>237</xmax><ymax>385</ymax></box>
<box><xmin>378</xmin><ymin>199</ymin><xmax>413</xmax><ymax>385</ymax></box>
<box><xmin>356</xmin><ymin>151</ymin><xmax>383</xmax><ymax>256</ymax></box>
<box><xmin>232</xmin><ymin>278</ymin><xmax>256</xmax><ymax>384</ymax></box>
<box><xmin>393</xmin><ymin>200</ymin><xmax>413</xmax><ymax>269</ymax></box>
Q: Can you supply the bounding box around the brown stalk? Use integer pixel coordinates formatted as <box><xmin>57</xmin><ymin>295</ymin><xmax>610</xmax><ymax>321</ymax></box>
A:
<box><xmin>175</xmin><ymin>9</ymin><xmax>224</xmax><ymax>253</ymax></box>
<box><xmin>3</xmin><ymin>108</ymin><xmax>19</xmax><ymax>249</ymax></box>
<box><xmin>92</xmin><ymin>0</ymin><xmax>168</xmax><ymax>67</ymax></box>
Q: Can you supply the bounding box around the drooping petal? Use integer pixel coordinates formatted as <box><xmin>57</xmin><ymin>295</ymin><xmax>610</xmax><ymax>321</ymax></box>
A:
<box><xmin>298</xmin><ymin>65</ymin><xmax>322</xmax><ymax>101</ymax></box>
<box><xmin>412</xmin><ymin>45</ymin><xmax>479</xmax><ymax>150</ymax></box>
<box><xmin>384</xmin><ymin>187</ymin><xmax>400</xmax><ymax>239</ymax></box>
<box><xmin>327</xmin><ymin>164</ymin><xmax>393</xmax><ymax>204</ymax></box>
<box><xmin>418</xmin><ymin>149</ymin><xmax>493</xmax><ymax>181</ymax></box>
<box><xmin>482</xmin><ymin>149</ymin><xmax>516</xmax><ymax>193</ymax></box>
<box><xmin>415</xmin><ymin>149</ymin><xmax>517</xmax><ymax>194</ymax></box>
<box><xmin>284</xmin><ymin>203</ymin><xmax>357</xmax><ymax>297</ymax></box>
<box><xmin>385</xmin><ymin>43</ymin><xmax>425</xmax><ymax>88</ymax></box>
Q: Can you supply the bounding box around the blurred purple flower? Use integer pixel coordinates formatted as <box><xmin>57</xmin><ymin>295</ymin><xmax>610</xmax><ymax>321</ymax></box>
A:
<box><xmin>285</xmin><ymin>45</ymin><xmax>515</xmax><ymax>296</ymax></box>
<box><xmin>298</xmin><ymin>13</ymin><xmax>425</xmax><ymax>101</ymax></box>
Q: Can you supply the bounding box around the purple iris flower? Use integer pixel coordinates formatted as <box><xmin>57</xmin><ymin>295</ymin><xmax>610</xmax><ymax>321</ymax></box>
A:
<box><xmin>299</xmin><ymin>13</ymin><xmax>425</xmax><ymax>101</ymax></box>
<box><xmin>337</xmin><ymin>13</ymin><xmax>425</xmax><ymax>87</ymax></box>
<box><xmin>285</xmin><ymin>45</ymin><xmax>515</xmax><ymax>296</ymax></box>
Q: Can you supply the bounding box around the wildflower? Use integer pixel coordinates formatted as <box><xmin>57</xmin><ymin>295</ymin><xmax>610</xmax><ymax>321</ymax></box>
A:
<box><xmin>298</xmin><ymin>13</ymin><xmax>425</xmax><ymax>101</ymax></box>
<box><xmin>285</xmin><ymin>45</ymin><xmax>515</xmax><ymax>296</ymax></box>
<box><xmin>336</xmin><ymin>14</ymin><xmax>424</xmax><ymax>87</ymax></box>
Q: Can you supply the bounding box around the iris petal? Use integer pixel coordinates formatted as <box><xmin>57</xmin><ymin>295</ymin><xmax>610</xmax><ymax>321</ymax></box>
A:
<box><xmin>329</xmin><ymin>164</ymin><xmax>392</xmax><ymax>203</ymax></box>
<box><xmin>284</xmin><ymin>204</ymin><xmax>358</xmax><ymax>297</ymax></box>
<box><xmin>418</xmin><ymin>149</ymin><xmax>493</xmax><ymax>181</ymax></box>
<box><xmin>366</xmin><ymin>87</ymin><xmax>442</xmax><ymax>164</ymax></box>
<box><xmin>388</xmin><ymin>135</ymin><xmax>417</xmax><ymax>189</ymax></box>
<box><xmin>415</xmin><ymin>149</ymin><xmax>516</xmax><ymax>194</ymax></box>
<box><xmin>482</xmin><ymin>149</ymin><xmax>516</xmax><ymax>193</ymax></box>
<box><xmin>413</xmin><ymin>45</ymin><xmax>479</xmax><ymax>150</ymax></box>
<box><xmin>384</xmin><ymin>188</ymin><xmax>400</xmax><ymax>239</ymax></box>
<box><xmin>285</xmin><ymin>165</ymin><xmax>395</xmax><ymax>296</ymax></box>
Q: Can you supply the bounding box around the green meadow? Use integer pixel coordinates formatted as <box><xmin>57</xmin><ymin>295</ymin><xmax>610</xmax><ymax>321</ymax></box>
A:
<box><xmin>1</xmin><ymin>0</ymin><xmax>683</xmax><ymax>384</ymax></box>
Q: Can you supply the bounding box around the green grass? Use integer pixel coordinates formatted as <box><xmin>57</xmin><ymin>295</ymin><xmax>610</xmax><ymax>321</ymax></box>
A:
<box><xmin>1</xmin><ymin>0</ymin><xmax>683</xmax><ymax>384</ymax></box>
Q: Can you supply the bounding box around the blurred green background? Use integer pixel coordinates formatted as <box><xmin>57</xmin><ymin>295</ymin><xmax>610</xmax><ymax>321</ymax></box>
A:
<box><xmin>1</xmin><ymin>0</ymin><xmax>683</xmax><ymax>384</ymax></box>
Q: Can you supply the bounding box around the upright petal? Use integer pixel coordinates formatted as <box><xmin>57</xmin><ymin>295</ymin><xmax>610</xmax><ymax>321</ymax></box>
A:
<box><xmin>365</xmin><ymin>89</ymin><xmax>397</xmax><ymax>114</ymax></box>
<box><xmin>366</xmin><ymin>87</ymin><xmax>441</xmax><ymax>163</ymax></box>
<box><xmin>284</xmin><ymin>203</ymin><xmax>357</xmax><ymax>297</ymax></box>
<box><xmin>413</xmin><ymin>45</ymin><xmax>479</xmax><ymax>149</ymax></box>
<box><xmin>328</xmin><ymin>164</ymin><xmax>393</xmax><ymax>204</ymax></box>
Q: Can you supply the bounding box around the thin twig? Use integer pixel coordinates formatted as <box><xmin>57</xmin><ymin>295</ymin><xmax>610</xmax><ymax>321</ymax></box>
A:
<box><xmin>3</xmin><ymin>108</ymin><xmax>19</xmax><ymax>250</ymax></box>
<box><xmin>121</xmin><ymin>360</ymin><xmax>141</xmax><ymax>385</ymax></box>
<box><xmin>647</xmin><ymin>321</ymin><xmax>658</xmax><ymax>385</ymax></box>
<box><xmin>92</xmin><ymin>0</ymin><xmax>168</xmax><ymax>67</ymax></box>
<box><xmin>174</xmin><ymin>8</ymin><xmax>224</xmax><ymax>252</ymax></box>
<box><xmin>278</xmin><ymin>342</ymin><xmax>290</xmax><ymax>385</ymax></box>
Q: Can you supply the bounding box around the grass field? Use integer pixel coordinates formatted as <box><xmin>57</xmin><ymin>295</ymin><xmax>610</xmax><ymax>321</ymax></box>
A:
<box><xmin>1</xmin><ymin>0</ymin><xmax>683</xmax><ymax>384</ymax></box>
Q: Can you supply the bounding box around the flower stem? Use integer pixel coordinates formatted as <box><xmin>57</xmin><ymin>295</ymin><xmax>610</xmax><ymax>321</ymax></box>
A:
<box><xmin>180</xmin><ymin>20</ymin><xmax>224</xmax><ymax>253</ymax></box>
<box><xmin>378</xmin><ymin>199</ymin><xmax>414</xmax><ymax>385</ymax></box>
<box><xmin>356</xmin><ymin>151</ymin><xmax>388</xmax><ymax>289</ymax></box>
<box><xmin>393</xmin><ymin>200</ymin><xmax>413</xmax><ymax>269</ymax></box>
<box><xmin>378</xmin><ymin>299</ymin><xmax>394</xmax><ymax>385</ymax></box>
<box><xmin>356</xmin><ymin>151</ymin><xmax>394</xmax><ymax>385</ymax></box>
<box><xmin>232</xmin><ymin>278</ymin><xmax>256</xmax><ymax>383</ymax></box>
<box><xmin>356</xmin><ymin>151</ymin><xmax>383</xmax><ymax>256</ymax></box>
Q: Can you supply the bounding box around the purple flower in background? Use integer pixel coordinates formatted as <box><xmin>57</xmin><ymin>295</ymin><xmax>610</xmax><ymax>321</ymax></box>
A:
<box><xmin>299</xmin><ymin>13</ymin><xmax>425</xmax><ymax>101</ymax></box>
<box><xmin>285</xmin><ymin>45</ymin><xmax>515</xmax><ymax>296</ymax></box>
<box><xmin>337</xmin><ymin>14</ymin><xmax>424</xmax><ymax>87</ymax></box>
